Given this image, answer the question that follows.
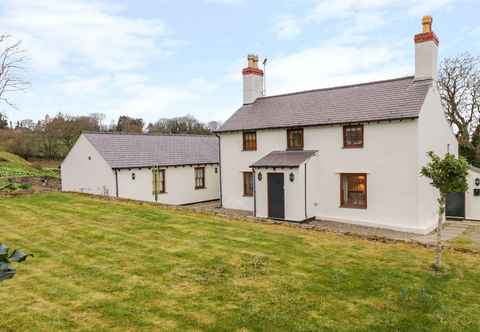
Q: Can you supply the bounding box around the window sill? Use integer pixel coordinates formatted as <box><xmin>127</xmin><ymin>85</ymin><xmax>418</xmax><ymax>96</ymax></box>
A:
<box><xmin>286</xmin><ymin>147</ymin><xmax>304</xmax><ymax>151</ymax></box>
<box><xmin>342</xmin><ymin>145</ymin><xmax>363</xmax><ymax>149</ymax></box>
<box><xmin>195</xmin><ymin>187</ymin><xmax>206</xmax><ymax>190</ymax></box>
<box><xmin>242</xmin><ymin>149</ymin><xmax>257</xmax><ymax>152</ymax></box>
<box><xmin>340</xmin><ymin>205</ymin><xmax>367</xmax><ymax>210</ymax></box>
<box><xmin>243</xmin><ymin>194</ymin><xmax>253</xmax><ymax>197</ymax></box>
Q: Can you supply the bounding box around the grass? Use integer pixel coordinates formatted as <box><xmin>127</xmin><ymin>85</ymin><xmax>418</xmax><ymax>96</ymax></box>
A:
<box><xmin>0</xmin><ymin>151</ymin><xmax>57</xmax><ymax>178</ymax></box>
<box><xmin>1</xmin><ymin>193</ymin><xmax>480</xmax><ymax>331</ymax></box>
<box><xmin>450</xmin><ymin>225</ymin><xmax>480</xmax><ymax>251</ymax></box>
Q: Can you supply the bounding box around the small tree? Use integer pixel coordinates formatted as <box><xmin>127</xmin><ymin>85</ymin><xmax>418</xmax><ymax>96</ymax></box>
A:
<box><xmin>420</xmin><ymin>152</ymin><xmax>469</xmax><ymax>271</ymax></box>
<box><xmin>0</xmin><ymin>244</ymin><xmax>31</xmax><ymax>282</ymax></box>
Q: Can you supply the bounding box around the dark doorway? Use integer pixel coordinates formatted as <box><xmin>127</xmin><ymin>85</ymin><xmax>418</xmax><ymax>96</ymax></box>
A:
<box><xmin>268</xmin><ymin>173</ymin><xmax>285</xmax><ymax>219</ymax></box>
<box><xmin>446</xmin><ymin>192</ymin><xmax>465</xmax><ymax>219</ymax></box>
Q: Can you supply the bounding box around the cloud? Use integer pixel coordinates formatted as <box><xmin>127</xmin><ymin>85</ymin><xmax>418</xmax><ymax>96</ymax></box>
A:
<box><xmin>266</xmin><ymin>45</ymin><xmax>410</xmax><ymax>95</ymax></box>
<box><xmin>223</xmin><ymin>41</ymin><xmax>411</xmax><ymax>99</ymax></box>
<box><xmin>273</xmin><ymin>0</ymin><xmax>465</xmax><ymax>40</ymax></box>
<box><xmin>204</xmin><ymin>0</ymin><xmax>245</xmax><ymax>4</ymax></box>
<box><xmin>273</xmin><ymin>15</ymin><xmax>302</xmax><ymax>40</ymax></box>
<box><xmin>1</xmin><ymin>0</ymin><xmax>182</xmax><ymax>72</ymax></box>
<box><xmin>0</xmin><ymin>0</ymin><xmax>205</xmax><ymax>124</ymax></box>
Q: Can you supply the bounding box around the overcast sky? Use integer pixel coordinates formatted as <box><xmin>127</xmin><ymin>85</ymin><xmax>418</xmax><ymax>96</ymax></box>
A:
<box><xmin>1</xmin><ymin>0</ymin><xmax>479</xmax><ymax>125</ymax></box>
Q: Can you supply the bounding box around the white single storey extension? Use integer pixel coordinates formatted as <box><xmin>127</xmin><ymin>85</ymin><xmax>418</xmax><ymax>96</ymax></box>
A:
<box><xmin>216</xmin><ymin>16</ymin><xmax>465</xmax><ymax>234</ymax></box>
<box><xmin>61</xmin><ymin>133</ymin><xmax>220</xmax><ymax>205</ymax></box>
<box><xmin>446</xmin><ymin>165</ymin><xmax>480</xmax><ymax>221</ymax></box>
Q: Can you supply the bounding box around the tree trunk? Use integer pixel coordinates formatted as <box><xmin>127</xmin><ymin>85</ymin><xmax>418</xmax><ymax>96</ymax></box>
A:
<box><xmin>435</xmin><ymin>193</ymin><xmax>447</xmax><ymax>271</ymax></box>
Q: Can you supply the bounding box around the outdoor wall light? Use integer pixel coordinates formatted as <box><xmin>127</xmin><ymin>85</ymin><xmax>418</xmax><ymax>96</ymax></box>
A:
<box><xmin>258</xmin><ymin>172</ymin><xmax>262</xmax><ymax>181</ymax></box>
<box><xmin>131</xmin><ymin>173</ymin><xmax>136</xmax><ymax>180</ymax></box>
<box><xmin>476</xmin><ymin>178</ymin><xmax>480</xmax><ymax>186</ymax></box>
<box><xmin>289</xmin><ymin>173</ymin><xmax>295</xmax><ymax>182</ymax></box>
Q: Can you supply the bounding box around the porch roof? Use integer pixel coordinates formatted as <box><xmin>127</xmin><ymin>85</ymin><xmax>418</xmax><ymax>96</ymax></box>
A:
<box><xmin>250</xmin><ymin>150</ymin><xmax>317</xmax><ymax>168</ymax></box>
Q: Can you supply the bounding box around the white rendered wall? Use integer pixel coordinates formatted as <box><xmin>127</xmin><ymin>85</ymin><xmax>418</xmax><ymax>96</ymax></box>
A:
<box><xmin>61</xmin><ymin>134</ymin><xmax>116</xmax><ymax>196</ymax></box>
<box><xmin>415</xmin><ymin>40</ymin><xmax>438</xmax><ymax>80</ymax></box>
<box><xmin>220</xmin><ymin>121</ymin><xmax>426</xmax><ymax>232</ymax></box>
<box><xmin>243</xmin><ymin>74</ymin><xmax>263</xmax><ymax>104</ymax></box>
<box><xmin>254</xmin><ymin>165</ymin><xmax>308</xmax><ymax>222</ymax></box>
<box><xmin>304</xmin><ymin>122</ymin><xmax>422</xmax><ymax>233</ymax></box>
<box><xmin>417</xmin><ymin>86</ymin><xmax>459</xmax><ymax>232</ymax></box>
<box><xmin>220</xmin><ymin>130</ymin><xmax>287</xmax><ymax>211</ymax></box>
<box><xmin>117</xmin><ymin>164</ymin><xmax>220</xmax><ymax>205</ymax></box>
<box><xmin>466</xmin><ymin>167</ymin><xmax>480</xmax><ymax>221</ymax></box>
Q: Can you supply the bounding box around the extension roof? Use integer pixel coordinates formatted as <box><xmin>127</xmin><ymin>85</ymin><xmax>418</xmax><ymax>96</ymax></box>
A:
<box><xmin>251</xmin><ymin>150</ymin><xmax>317</xmax><ymax>168</ymax></box>
<box><xmin>83</xmin><ymin>133</ymin><xmax>219</xmax><ymax>169</ymax></box>
<box><xmin>217</xmin><ymin>76</ymin><xmax>432</xmax><ymax>132</ymax></box>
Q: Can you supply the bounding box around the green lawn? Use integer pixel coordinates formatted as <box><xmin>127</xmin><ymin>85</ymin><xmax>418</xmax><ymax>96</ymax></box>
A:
<box><xmin>1</xmin><ymin>193</ymin><xmax>480</xmax><ymax>332</ymax></box>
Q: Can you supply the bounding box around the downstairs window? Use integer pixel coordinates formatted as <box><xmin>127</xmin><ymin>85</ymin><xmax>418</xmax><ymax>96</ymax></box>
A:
<box><xmin>340</xmin><ymin>173</ymin><xmax>367</xmax><ymax>209</ymax></box>
<box><xmin>243</xmin><ymin>172</ymin><xmax>254</xmax><ymax>196</ymax></box>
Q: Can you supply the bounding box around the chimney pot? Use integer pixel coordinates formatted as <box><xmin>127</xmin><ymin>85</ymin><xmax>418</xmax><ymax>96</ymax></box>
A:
<box><xmin>422</xmin><ymin>15</ymin><xmax>432</xmax><ymax>33</ymax></box>
<box><xmin>247</xmin><ymin>54</ymin><xmax>259</xmax><ymax>69</ymax></box>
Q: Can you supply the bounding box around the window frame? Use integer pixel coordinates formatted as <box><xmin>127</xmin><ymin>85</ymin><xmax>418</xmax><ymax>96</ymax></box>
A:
<box><xmin>152</xmin><ymin>168</ymin><xmax>166</xmax><ymax>201</ymax></box>
<box><xmin>158</xmin><ymin>169</ymin><xmax>166</xmax><ymax>194</ymax></box>
<box><xmin>243</xmin><ymin>131</ymin><xmax>257</xmax><ymax>151</ymax></box>
<box><xmin>343</xmin><ymin>124</ymin><xmax>364</xmax><ymax>148</ymax></box>
<box><xmin>340</xmin><ymin>173</ymin><xmax>367</xmax><ymax>209</ymax></box>
<box><xmin>195</xmin><ymin>167</ymin><xmax>206</xmax><ymax>189</ymax></box>
<box><xmin>243</xmin><ymin>171</ymin><xmax>254</xmax><ymax>197</ymax></box>
<box><xmin>287</xmin><ymin>128</ymin><xmax>304</xmax><ymax>150</ymax></box>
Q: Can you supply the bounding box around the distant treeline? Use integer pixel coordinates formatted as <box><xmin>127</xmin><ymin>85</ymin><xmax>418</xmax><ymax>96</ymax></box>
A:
<box><xmin>0</xmin><ymin>113</ymin><xmax>222</xmax><ymax>160</ymax></box>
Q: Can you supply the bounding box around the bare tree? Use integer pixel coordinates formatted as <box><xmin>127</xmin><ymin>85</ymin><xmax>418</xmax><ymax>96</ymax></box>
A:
<box><xmin>0</xmin><ymin>34</ymin><xmax>30</xmax><ymax>108</ymax></box>
<box><xmin>437</xmin><ymin>53</ymin><xmax>480</xmax><ymax>146</ymax></box>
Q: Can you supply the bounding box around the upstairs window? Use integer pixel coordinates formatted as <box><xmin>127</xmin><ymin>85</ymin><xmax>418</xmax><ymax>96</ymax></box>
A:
<box><xmin>243</xmin><ymin>172</ymin><xmax>254</xmax><ymax>196</ymax></box>
<box><xmin>195</xmin><ymin>167</ymin><xmax>205</xmax><ymax>189</ymax></box>
<box><xmin>343</xmin><ymin>125</ymin><xmax>364</xmax><ymax>148</ymax></box>
<box><xmin>243</xmin><ymin>131</ymin><xmax>257</xmax><ymax>151</ymax></box>
<box><xmin>340</xmin><ymin>173</ymin><xmax>367</xmax><ymax>209</ymax></box>
<box><xmin>287</xmin><ymin>128</ymin><xmax>304</xmax><ymax>150</ymax></box>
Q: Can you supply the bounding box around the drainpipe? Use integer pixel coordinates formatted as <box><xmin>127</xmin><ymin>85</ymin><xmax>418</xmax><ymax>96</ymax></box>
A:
<box><xmin>253</xmin><ymin>168</ymin><xmax>256</xmax><ymax>217</ymax></box>
<box><xmin>114</xmin><ymin>169</ymin><xmax>119</xmax><ymax>198</ymax></box>
<box><xmin>215</xmin><ymin>134</ymin><xmax>223</xmax><ymax>207</ymax></box>
<box><xmin>304</xmin><ymin>163</ymin><xmax>307</xmax><ymax>220</ymax></box>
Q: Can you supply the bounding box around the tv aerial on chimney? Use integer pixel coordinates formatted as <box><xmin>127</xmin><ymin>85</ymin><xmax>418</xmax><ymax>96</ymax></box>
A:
<box><xmin>262</xmin><ymin>57</ymin><xmax>268</xmax><ymax>96</ymax></box>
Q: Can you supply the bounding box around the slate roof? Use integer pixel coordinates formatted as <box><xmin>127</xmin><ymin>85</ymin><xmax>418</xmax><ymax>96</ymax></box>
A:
<box><xmin>217</xmin><ymin>76</ymin><xmax>432</xmax><ymax>132</ymax></box>
<box><xmin>251</xmin><ymin>150</ymin><xmax>317</xmax><ymax>168</ymax></box>
<box><xmin>83</xmin><ymin>133</ymin><xmax>219</xmax><ymax>169</ymax></box>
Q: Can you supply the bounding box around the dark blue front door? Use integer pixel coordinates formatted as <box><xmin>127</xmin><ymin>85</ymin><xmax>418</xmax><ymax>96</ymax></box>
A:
<box><xmin>268</xmin><ymin>173</ymin><xmax>285</xmax><ymax>219</ymax></box>
<box><xmin>446</xmin><ymin>192</ymin><xmax>465</xmax><ymax>219</ymax></box>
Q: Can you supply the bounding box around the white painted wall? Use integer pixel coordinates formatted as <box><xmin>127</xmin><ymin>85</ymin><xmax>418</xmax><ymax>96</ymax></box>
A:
<box><xmin>220</xmin><ymin>130</ymin><xmax>287</xmax><ymax>211</ymax></box>
<box><xmin>466</xmin><ymin>167</ymin><xmax>480</xmax><ymax>221</ymax></box>
<box><xmin>220</xmin><ymin>120</ymin><xmax>427</xmax><ymax>232</ymax></box>
<box><xmin>417</xmin><ymin>85</ymin><xmax>459</xmax><ymax>232</ymax></box>
<box><xmin>117</xmin><ymin>164</ymin><xmax>220</xmax><ymax>205</ymax></box>
<box><xmin>304</xmin><ymin>122</ymin><xmax>422</xmax><ymax>232</ymax></box>
<box><xmin>254</xmin><ymin>164</ymin><xmax>309</xmax><ymax>222</ymax></box>
<box><xmin>243</xmin><ymin>73</ymin><xmax>263</xmax><ymax>105</ymax></box>
<box><xmin>61</xmin><ymin>135</ymin><xmax>116</xmax><ymax>196</ymax></box>
<box><xmin>415</xmin><ymin>40</ymin><xmax>438</xmax><ymax>80</ymax></box>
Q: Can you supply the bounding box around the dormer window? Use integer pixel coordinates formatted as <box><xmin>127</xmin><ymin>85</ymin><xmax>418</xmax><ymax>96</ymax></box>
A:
<box><xmin>243</xmin><ymin>131</ymin><xmax>257</xmax><ymax>151</ymax></box>
<box><xmin>287</xmin><ymin>128</ymin><xmax>303</xmax><ymax>150</ymax></box>
<box><xmin>343</xmin><ymin>125</ymin><xmax>364</xmax><ymax>148</ymax></box>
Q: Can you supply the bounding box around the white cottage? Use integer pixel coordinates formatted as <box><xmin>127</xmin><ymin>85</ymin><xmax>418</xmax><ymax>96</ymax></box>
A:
<box><xmin>61</xmin><ymin>133</ymin><xmax>220</xmax><ymax>205</ymax></box>
<box><xmin>216</xmin><ymin>17</ymin><xmax>465</xmax><ymax>234</ymax></box>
